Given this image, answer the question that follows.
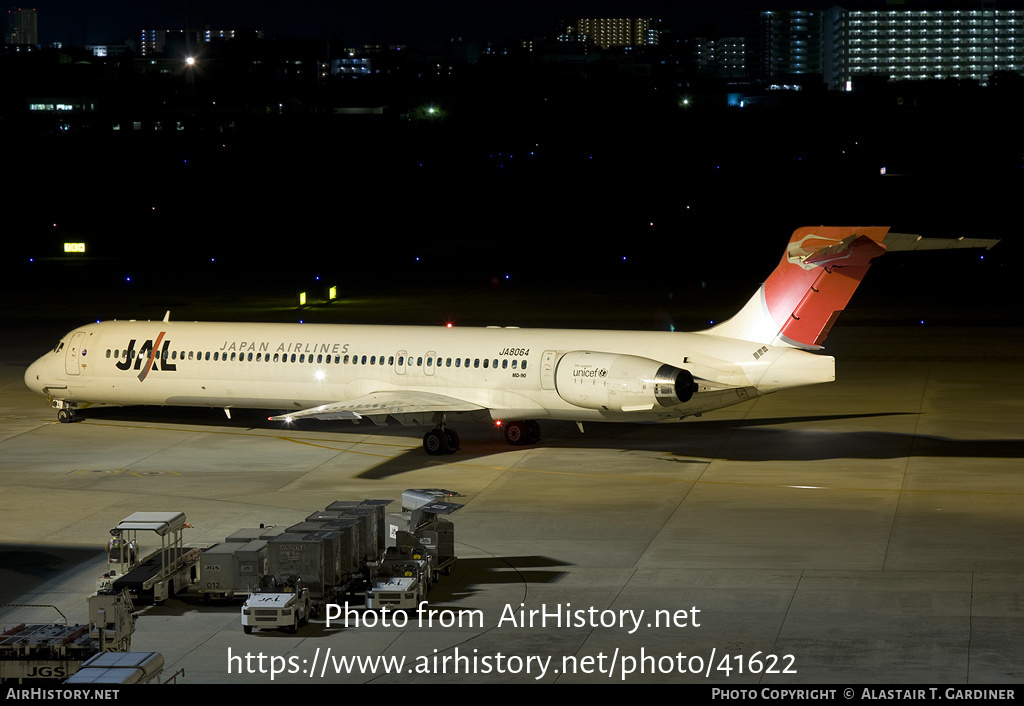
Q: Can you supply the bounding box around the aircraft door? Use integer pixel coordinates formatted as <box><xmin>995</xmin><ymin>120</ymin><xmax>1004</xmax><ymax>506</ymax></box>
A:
<box><xmin>425</xmin><ymin>351</ymin><xmax>436</xmax><ymax>376</ymax></box>
<box><xmin>65</xmin><ymin>332</ymin><xmax>85</xmax><ymax>376</ymax></box>
<box><xmin>395</xmin><ymin>350</ymin><xmax>407</xmax><ymax>375</ymax></box>
<box><xmin>540</xmin><ymin>350</ymin><xmax>557</xmax><ymax>390</ymax></box>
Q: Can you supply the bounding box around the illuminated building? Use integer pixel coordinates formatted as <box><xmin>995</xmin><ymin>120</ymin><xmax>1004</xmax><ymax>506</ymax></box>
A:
<box><xmin>139</xmin><ymin>27</ymin><xmax>264</xmax><ymax>56</ymax></box>
<box><xmin>755</xmin><ymin>9</ymin><xmax>824</xmax><ymax>78</ymax></box>
<box><xmin>695</xmin><ymin>37</ymin><xmax>747</xmax><ymax>77</ymax></box>
<box><xmin>833</xmin><ymin>7</ymin><xmax>1024</xmax><ymax>89</ymax></box>
<box><xmin>566</xmin><ymin>18</ymin><xmax>660</xmax><ymax>49</ymax></box>
<box><xmin>756</xmin><ymin>6</ymin><xmax>1024</xmax><ymax>89</ymax></box>
<box><xmin>5</xmin><ymin>7</ymin><xmax>38</xmax><ymax>46</ymax></box>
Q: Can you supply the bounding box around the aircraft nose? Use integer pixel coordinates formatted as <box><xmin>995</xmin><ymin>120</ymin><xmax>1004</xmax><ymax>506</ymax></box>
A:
<box><xmin>24</xmin><ymin>357</ymin><xmax>47</xmax><ymax>395</ymax></box>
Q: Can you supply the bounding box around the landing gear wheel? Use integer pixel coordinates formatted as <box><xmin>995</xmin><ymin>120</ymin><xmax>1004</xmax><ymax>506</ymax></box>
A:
<box><xmin>423</xmin><ymin>429</ymin><xmax>450</xmax><ymax>455</ymax></box>
<box><xmin>57</xmin><ymin>408</ymin><xmax>77</xmax><ymax>424</ymax></box>
<box><xmin>525</xmin><ymin>420</ymin><xmax>541</xmax><ymax>444</ymax></box>
<box><xmin>444</xmin><ymin>428</ymin><xmax>460</xmax><ymax>453</ymax></box>
<box><xmin>504</xmin><ymin>420</ymin><xmax>540</xmax><ymax>446</ymax></box>
<box><xmin>504</xmin><ymin>421</ymin><xmax>527</xmax><ymax>445</ymax></box>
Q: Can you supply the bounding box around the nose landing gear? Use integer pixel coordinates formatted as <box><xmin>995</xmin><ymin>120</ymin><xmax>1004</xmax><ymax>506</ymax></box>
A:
<box><xmin>53</xmin><ymin>401</ymin><xmax>80</xmax><ymax>424</ymax></box>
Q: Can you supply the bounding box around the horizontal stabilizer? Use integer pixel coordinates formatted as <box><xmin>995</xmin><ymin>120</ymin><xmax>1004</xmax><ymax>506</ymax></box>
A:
<box><xmin>882</xmin><ymin>232</ymin><xmax>1000</xmax><ymax>252</ymax></box>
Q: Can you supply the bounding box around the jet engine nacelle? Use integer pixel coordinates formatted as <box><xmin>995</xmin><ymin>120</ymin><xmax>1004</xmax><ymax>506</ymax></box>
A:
<box><xmin>554</xmin><ymin>351</ymin><xmax>696</xmax><ymax>412</ymax></box>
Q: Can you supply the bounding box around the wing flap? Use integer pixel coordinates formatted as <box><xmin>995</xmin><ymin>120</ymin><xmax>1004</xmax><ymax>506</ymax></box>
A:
<box><xmin>270</xmin><ymin>391</ymin><xmax>485</xmax><ymax>422</ymax></box>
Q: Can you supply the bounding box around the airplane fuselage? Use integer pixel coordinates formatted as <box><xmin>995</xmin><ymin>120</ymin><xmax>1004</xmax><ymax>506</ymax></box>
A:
<box><xmin>24</xmin><ymin>319</ymin><xmax>833</xmax><ymax>425</ymax></box>
<box><xmin>28</xmin><ymin>227</ymin><xmax>991</xmax><ymax>454</ymax></box>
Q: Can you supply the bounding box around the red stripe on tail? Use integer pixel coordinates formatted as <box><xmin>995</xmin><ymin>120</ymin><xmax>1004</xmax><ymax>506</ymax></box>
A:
<box><xmin>764</xmin><ymin>227</ymin><xmax>890</xmax><ymax>348</ymax></box>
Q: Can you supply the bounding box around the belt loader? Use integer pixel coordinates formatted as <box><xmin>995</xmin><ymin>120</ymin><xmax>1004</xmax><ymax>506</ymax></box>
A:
<box><xmin>98</xmin><ymin>512</ymin><xmax>202</xmax><ymax>605</ymax></box>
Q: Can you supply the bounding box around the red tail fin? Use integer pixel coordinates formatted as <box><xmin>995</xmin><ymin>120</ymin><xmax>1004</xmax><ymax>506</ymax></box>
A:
<box><xmin>766</xmin><ymin>226</ymin><xmax>890</xmax><ymax>348</ymax></box>
<box><xmin>702</xmin><ymin>226</ymin><xmax>998</xmax><ymax>350</ymax></box>
<box><xmin>703</xmin><ymin>226</ymin><xmax>890</xmax><ymax>349</ymax></box>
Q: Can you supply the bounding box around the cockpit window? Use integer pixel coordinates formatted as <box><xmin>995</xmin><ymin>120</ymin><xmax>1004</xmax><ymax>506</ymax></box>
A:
<box><xmin>52</xmin><ymin>341</ymin><xmax>65</xmax><ymax>353</ymax></box>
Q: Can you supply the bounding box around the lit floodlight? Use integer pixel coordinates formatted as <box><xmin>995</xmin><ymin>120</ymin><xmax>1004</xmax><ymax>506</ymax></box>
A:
<box><xmin>185</xmin><ymin>56</ymin><xmax>196</xmax><ymax>66</ymax></box>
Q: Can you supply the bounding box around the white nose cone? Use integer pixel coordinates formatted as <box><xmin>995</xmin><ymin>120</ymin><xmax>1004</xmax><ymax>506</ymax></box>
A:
<box><xmin>24</xmin><ymin>357</ymin><xmax>47</xmax><ymax>395</ymax></box>
<box><xmin>758</xmin><ymin>348</ymin><xmax>835</xmax><ymax>393</ymax></box>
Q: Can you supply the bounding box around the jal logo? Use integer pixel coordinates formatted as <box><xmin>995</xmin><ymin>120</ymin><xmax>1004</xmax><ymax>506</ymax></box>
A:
<box><xmin>116</xmin><ymin>333</ymin><xmax>176</xmax><ymax>381</ymax></box>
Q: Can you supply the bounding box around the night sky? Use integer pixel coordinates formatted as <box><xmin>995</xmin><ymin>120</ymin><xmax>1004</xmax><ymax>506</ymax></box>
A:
<box><xmin>28</xmin><ymin>1</ymin><xmax>776</xmax><ymax>46</ymax></box>
<box><xmin>5</xmin><ymin>0</ymin><xmax>1019</xmax><ymax>328</ymax></box>
<box><xmin>20</xmin><ymin>1</ymin><xmax>1003</xmax><ymax>47</ymax></box>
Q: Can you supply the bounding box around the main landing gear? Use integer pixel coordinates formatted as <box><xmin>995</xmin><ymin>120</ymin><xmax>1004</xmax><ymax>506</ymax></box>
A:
<box><xmin>421</xmin><ymin>417</ymin><xmax>542</xmax><ymax>455</ymax></box>
<box><xmin>501</xmin><ymin>420</ymin><xmax>541</xmax><ymax>446</ymax></box>
<box><xmin>423</xmin><ymin>426</ymin><xmax>460</xmax><ymax>456</ymax></box>
<box><xmin>422</xmin><ymin>412</ymin><xmax>460</xmax><ymax>455</ymax></box>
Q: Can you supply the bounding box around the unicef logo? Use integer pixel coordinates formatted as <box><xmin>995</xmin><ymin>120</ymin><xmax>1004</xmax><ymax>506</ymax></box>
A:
<box><xmin>599</xmin><ymin>369</ymin><xmax>608</xmax><ymax>378</ymax></box>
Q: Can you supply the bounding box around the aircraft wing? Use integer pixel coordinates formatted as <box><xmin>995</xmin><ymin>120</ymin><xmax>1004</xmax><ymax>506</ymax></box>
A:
<box><xmin>269</xmin><ymin>391</ymin><xmax>486</xmax><ymax>422</ymax></box>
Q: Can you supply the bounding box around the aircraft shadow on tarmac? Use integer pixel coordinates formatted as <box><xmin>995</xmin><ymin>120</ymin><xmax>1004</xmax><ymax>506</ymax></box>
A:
<box><xmin>0</xmin><ymin>547</ymin><xmax>106</xmax><ymax>607</ymax></box>
<box><xmin>355</xmin><ymin>412</ymin><xmax>1024</xmax><ymax>479</ymax></box>
<box><xmin>71</xmin><ymin>407</ymin><xmax>1024</xmax><ymax>480</ymax></box>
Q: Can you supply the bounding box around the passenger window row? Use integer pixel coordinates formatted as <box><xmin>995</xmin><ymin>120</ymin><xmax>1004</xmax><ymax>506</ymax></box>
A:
<box><xmin>105</xmin><ymin>348</ymin><xmax>528</xmax><ymax>370</ymax></box>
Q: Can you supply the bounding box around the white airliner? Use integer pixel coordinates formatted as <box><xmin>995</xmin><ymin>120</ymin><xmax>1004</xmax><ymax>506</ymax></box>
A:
<box><xmin>24</xmin><ymin>226</ymin><xmax>996</xmax><ymax>455</ymax></box>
